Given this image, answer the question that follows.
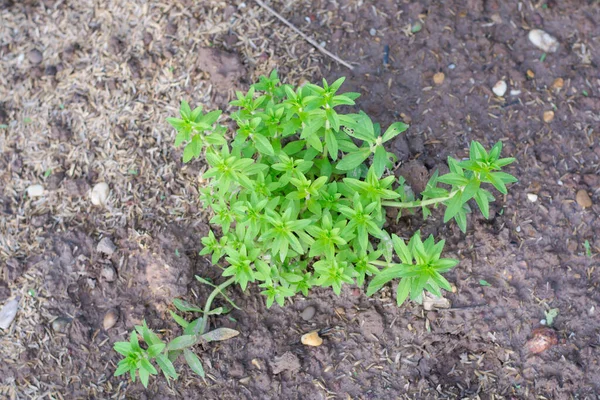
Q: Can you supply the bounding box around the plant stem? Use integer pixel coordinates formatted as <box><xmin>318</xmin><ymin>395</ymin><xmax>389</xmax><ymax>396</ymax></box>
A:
<box><xmin>382</xmin><ymin>190</ymin><xmax>458</xmax><ymax>209</ymax></box>
<box><xmin>200</xmin><ymin>277</ymin><xmax>236</xmax><ymax>334</ymax></box>
<box><xmin>370</xmin><ymin>259</ymin><xmax>394</xmax><ymax>267</ymax></box>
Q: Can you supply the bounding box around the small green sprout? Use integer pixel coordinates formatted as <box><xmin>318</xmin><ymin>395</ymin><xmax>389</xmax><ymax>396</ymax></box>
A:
<box><xmin>584</xmin><ymin>240</ymin><xmax>592</xmax><ymax>257</ymax></box>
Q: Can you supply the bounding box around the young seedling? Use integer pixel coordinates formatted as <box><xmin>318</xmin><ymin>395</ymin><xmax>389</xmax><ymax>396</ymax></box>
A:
<box><xmin>113</xmin><ymin>276</ymin><xmax>239</xmax><ymax>388</ymax></box>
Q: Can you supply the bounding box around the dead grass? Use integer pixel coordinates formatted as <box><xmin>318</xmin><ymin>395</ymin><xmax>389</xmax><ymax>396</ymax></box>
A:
<box><xmin>0</xmin><ymin>0</ymin><xmax>333</xmax><ymax>397</ymax></box>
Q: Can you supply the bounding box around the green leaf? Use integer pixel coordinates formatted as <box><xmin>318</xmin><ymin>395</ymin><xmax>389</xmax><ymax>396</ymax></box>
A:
<box><xmin>173</xmin><ymin>299</ymin><xmax>203</xmax><ymax>313</ymax></box>
<box><xmin>366</xmin><ymin>264</ymin><xmax>406</xmax><ymax>296</ymax></box>
<box><xmin>438</xmin><ymin>173</ymin><xmax>469</xmax><ymax>186</ymax></box>
<box><xmin>487</xmin><ymin>173</ymin><xmax>507</xmax><ymax>195</ymax></box>
<box><xmin>392</xmin><ymin>235</ymin><xmax>412</xmax><ymax>264</ymax></box>
<box><xmin>201</xmin><ymin>327</ymin><xmax>240</xmax><ymax>342</ymax></box>
<box><xmin>184</xmin><ymin>349</ymin><xmax>206</xmax><ymax>378</ymax></box>
<box><xmin>336</xmin><ymin>148</ymin><xmax>370</xmax><ymax>171</ymax></box>
<box><xmin>169</xmin><ymin>311</ymin><xmax>190</xmax><ymax>328</ymax></box>
<box><xmin>180</xmin><ymin>100</ymin><xmax>192</xmax><ymax>120</ymax></box>
<box><xmin>147</xmin><ymin>343</ymin><xmax>166</xmax><ymax>357</ymax></box>
<box><xmin>382</xmin><ymin>122</ymin><xmax>409</xmax><ymax>143</ymax></box>
<box><xmin>156</xmin><ymin>353</ymin><xmax>178</xmax><ymax>379</ymax></box>
<box><xmin>113</xmin><ymin>342</ymin><xmax>133</xmax><ymax>356</ymax></box>
<box><xmin>166</xmin><ymin>335</ymin><xmax>198</xmax><ymax>351</ymax></box>
<box><xmin>254</xmin><ymin>134</ymin><xmax>275</xmax><ymax>156</ymax></box>
<box><xmin>479</xmin><ymin>279</ymin><xmax>491</xmax><ymax>287</ymax></box>
<box><xmin>138</xmin><ymin>367</ymin><xmax>150</xmax><ymax>388</ymax></box>
<box><xmin>141</xmin><ymin>358</ymin><xmax>158</xmax><ymax>375</ymax></box>
<box><xmin>396</xmin><ymin>278</ymin><xmax>411</xmax><ymax>306</ymax></box>
<box><xmin>469</xmin><ymin>141</ymin><xmax>488</xmax><ymax>160</ymax></box>
<box><xmin>454</xmin><ymin>209</ymin><xmax>467</xmax><ymax>233</ymax></box>
<box><xmin>372</xmin><ymin>145</ymin><xmax>388</xmax><ymax>177</ymax></box>
<box><xmin>325</xmin><ymin>129</ymin><xmax>338</xmax><ymax>160</ymax></box>
<box><xmin>443</xmin><ymin>194</ymin><xmax>463</xmax><ymax>223</ymax></box>
<box><xmin>114</xmin><ymin>360</ymin><xmax>132</xmax><ymax>376</ymax></box>
<box><xmin>474</xmin><ymin>189</ymin><xmax>490</xmax><ymax>218</ymax></box>
<box><xmin>461</xmin><ymin>179</ymin><xmax>480</xmax><ymax>204</ymax></box>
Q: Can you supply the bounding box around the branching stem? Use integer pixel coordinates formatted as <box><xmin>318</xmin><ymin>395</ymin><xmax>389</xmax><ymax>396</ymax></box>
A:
<box><xmin>200</xmin><ymin>277</ymin><xmax>236</xmax><ymax>334</ymax></box>
<box><xmin>382</xmin><ymin>190</ymin><xmax>459</xmax><ymax>209</ymax></box>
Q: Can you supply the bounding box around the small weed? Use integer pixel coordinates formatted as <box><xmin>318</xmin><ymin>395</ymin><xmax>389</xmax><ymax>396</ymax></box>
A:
<box><xmin>479</xmin><ymin>279</ymin><xmax>492</xmax><ymax>287</ymax></box>
<box><xmin>544</xmin><ymin>308</ymin><xmax>559</xmax><ymax>326</ymax></box>
<box><xmin>584</xmin><ymin>240</ymin><xmax>592</xmax><ymax>257</ymax></box>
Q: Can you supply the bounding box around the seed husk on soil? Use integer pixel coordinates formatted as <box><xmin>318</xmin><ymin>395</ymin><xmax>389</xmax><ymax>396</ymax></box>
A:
<box><xmin>301</xmin><ymin>330</ymin><xmax>323</xmax><ymax>346</ymax></box>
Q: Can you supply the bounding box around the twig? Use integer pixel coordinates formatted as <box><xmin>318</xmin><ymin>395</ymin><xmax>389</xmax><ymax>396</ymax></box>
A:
<box><xmin>253</xmin><ymin>0</ymin><xmax>354</xmax><ymax>70</ymax></box>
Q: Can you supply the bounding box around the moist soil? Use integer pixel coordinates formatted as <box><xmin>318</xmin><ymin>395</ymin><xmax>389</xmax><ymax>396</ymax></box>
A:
<box><xmin>1</xmin><ymin>1</ymin><xmax>599</xmax><ymax>399</ymax></box>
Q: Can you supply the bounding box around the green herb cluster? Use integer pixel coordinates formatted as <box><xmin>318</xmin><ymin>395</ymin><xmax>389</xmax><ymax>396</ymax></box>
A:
<box><xmin>114</xmin><ymin>277</ymin><xmax>240</xmax><ymax>388</ymax></box>
<box><xmin>167</xmin><ymin>71</ymin><xmax>517</xmax><ymax>307</ymax></box>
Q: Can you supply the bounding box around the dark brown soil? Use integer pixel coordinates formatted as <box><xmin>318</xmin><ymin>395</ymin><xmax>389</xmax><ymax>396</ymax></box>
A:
<box><xmin>1</xmin><ymin>1</ymin><xmax>599</xmax><ymax>399</ymax></box>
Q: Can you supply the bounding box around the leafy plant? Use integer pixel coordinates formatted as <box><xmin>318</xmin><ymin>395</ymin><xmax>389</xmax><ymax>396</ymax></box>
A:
<box><xmin>113</xmin><ymin>276</ymin><xmax>239</xmax><ymax>388</ymax></box>
<box><xmin>113</xmin><ymin>71</ymin><xmax>517</xmax><ymax>387</ymax></box>
<box><xmin>165</xmin><ymin>71</ymin><xmax>516</xmax><ymax>309</ymax></box>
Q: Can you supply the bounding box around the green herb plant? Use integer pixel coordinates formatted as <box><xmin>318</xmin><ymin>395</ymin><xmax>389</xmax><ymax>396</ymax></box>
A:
<box><xmin>170</xmin><ymin>71</ymin><xmax>516</xmax><ymax>306</ymax></box>
<box><xmin>113</xmin><ymin>277</ymin><xmax>240</xmax><ymax>388</ymax></box>
<box><xmin>114</xmin><ymin>71</ymin><xmax>516</xmax><ymax>387</ymax></box>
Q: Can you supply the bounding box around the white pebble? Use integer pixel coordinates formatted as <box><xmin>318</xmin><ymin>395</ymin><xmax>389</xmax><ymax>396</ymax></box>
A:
<box><xmin>492</xmin><ymin>80</ymin><xmax>507</xmax><ymax>97</ymax></box>
<box><xmin>26</xmin><ymin>184</ymin><xmax>45</xmax><ymax>198</ymax></box>
<box><xmin>90</xmin><ymin>182</ymin><xmax>109</xmax><ymax>206</ymax></box>
<box><xmin>510</xmin><ymin>89</ymin><xmax>521</xmax><ymax>96</ymax></box>
<box><xmin>0</xmin><ymin>298</ymin><xmax>19</xmax><ymax>330</ymax></box>
<box><xmin>527</xmin><ymin>193</ymin><xmax>538</xmax><ymax>203</ymax></box>
<box><xmin>528</xmin><ymin>29</ymin><xmax>559</xmax><ymax>53</ymax></box>
<box><xmin>369</xmin><ymin>28</ymin><xmax>377</xmax><ymax>36</ymax></box>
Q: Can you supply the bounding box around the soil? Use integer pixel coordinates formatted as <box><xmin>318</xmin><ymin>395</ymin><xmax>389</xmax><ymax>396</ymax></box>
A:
<box><xmin>1</xmin><ymin>1</ymin><xmax>599</xmax><ymax>399</ymax></box>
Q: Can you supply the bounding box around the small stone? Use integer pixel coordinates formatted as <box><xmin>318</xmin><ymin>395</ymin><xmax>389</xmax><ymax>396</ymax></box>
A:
<box><xmin>301</xmin><ymin>330</ymin><xmax>323</xmax><ymax>347</ymax></box>
<box><xmin>448</xmin><ymin>63</ymin><xmax>456</xmax><ymax>70</ymax></box>
<box><xmin>528</xmin><ymin>29</ymin><xmax>559</xmax><ymax>53</ymax></box>
<box><xmin>510</xmin><ymin>89</ymin><xmax>522</xmax><ymax>96</ymax></box>
<box><xmin>0</xmin><ymin>298</ymin><xmax>19</xmax><ymax>330</ymax></box>
<box><xmin>97</xmin><ymin>237</ymin><xmax>116</xmax><ymax>256</ymax></box>
<box><xmin>26</xmin><ymin>184</ymin><xmax>45</xmax><ymax>198</ymax></box>
<box><xmin>525</xmin><ymin>327</ymin><xmax>558</xmax><ymax>354</ymax></box>
<box><xmin>103</xmin><ymin>309</ymin><xmax>119</xmax><ymax>330</ymax></box>
<box><xmin>301</xmin><ymin>306</ymin><xmax>316</xmax><ymax>321</ymax></box>
<box><xmin>28</xmin><ymin>49</ymin><xmax>43</xmax><ymax>65</ymax></box>
<box><xmin>423</xmin><ymin>293</ymin><xmax>451</xmax><ymax>311</ymax></box>
<box><xmin>100</xmin><ymin>264</ymin><xmax>117</xmax><ymax>282</ymax></box>
<box><xmin>527</xmin><ymin>193</ymin><xmax>538</xmax><ymax>202</ymax></box>
<box><xmin>369</xmin><ymin>28</ymin><xmax>377</xmax><ymax>36</ymax></box>
<box><xmin>526</xmin><ymin>69</ymin><xmax>535</xmax><ymax>79</ymax></box>
<box><xmin>543</xmin><ymin>110</ymin><xmax>554</xmax><ymax>123</ymax></box>
<box><xmin>492</xmin><ymin>80</ymin><xmax>507</xmax><ymax>97</ymax></box>
<box><xmin>51</xmin><ymin>316</ymin><xmax>71</xmax><ymax>333</ymax></box>
<box><xmin>433</xmin><ymin>72</ymin><xmax>445</xmax><ymax>85</ymax></box>
<box><xmin>551</xmin><ymin>78</ymin><xmax>564</xmax><ymax>90</ymax></box>
<box><xmin>576</xmin><ymin>189</ymin><xmax>592</xmax><ymax>208</ymax></box>
<box><xmin>90</xmin><ymin>182</ymin><xmax>109</xmax><ymax>206</ymax></box>
<box><xmin>270</xmin><ymin>351</ymin><xmax>301</xmax><ymax>374</ymax></box>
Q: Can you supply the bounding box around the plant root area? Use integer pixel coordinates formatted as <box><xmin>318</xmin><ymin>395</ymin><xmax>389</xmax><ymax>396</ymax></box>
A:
<box><xmin>1</xmin><ymin>0</ymin><xmax>599</xmax><ymax>398</ymax></box>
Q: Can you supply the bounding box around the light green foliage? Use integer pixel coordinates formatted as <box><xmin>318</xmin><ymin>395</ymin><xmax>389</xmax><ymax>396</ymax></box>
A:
<box><xmin>114</xmin><ymin>277</ymin><xmax>239</xmax><ymax>387</ymax></box>
<box><xmin>544</xmin><ymin>308</ymin><xmax>559</xmax><ymax>326</ymax></box>
<box><xmin>169</xmin><ymin>71</ymin><xmax>516</xmax><ymax>308</ymax></box>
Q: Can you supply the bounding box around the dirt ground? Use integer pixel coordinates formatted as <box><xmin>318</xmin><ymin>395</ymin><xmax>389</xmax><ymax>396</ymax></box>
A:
<box><xmin>1</xmin><ymin>0</ymin><xmax>599</xmax><ymax>399</ymax></box>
